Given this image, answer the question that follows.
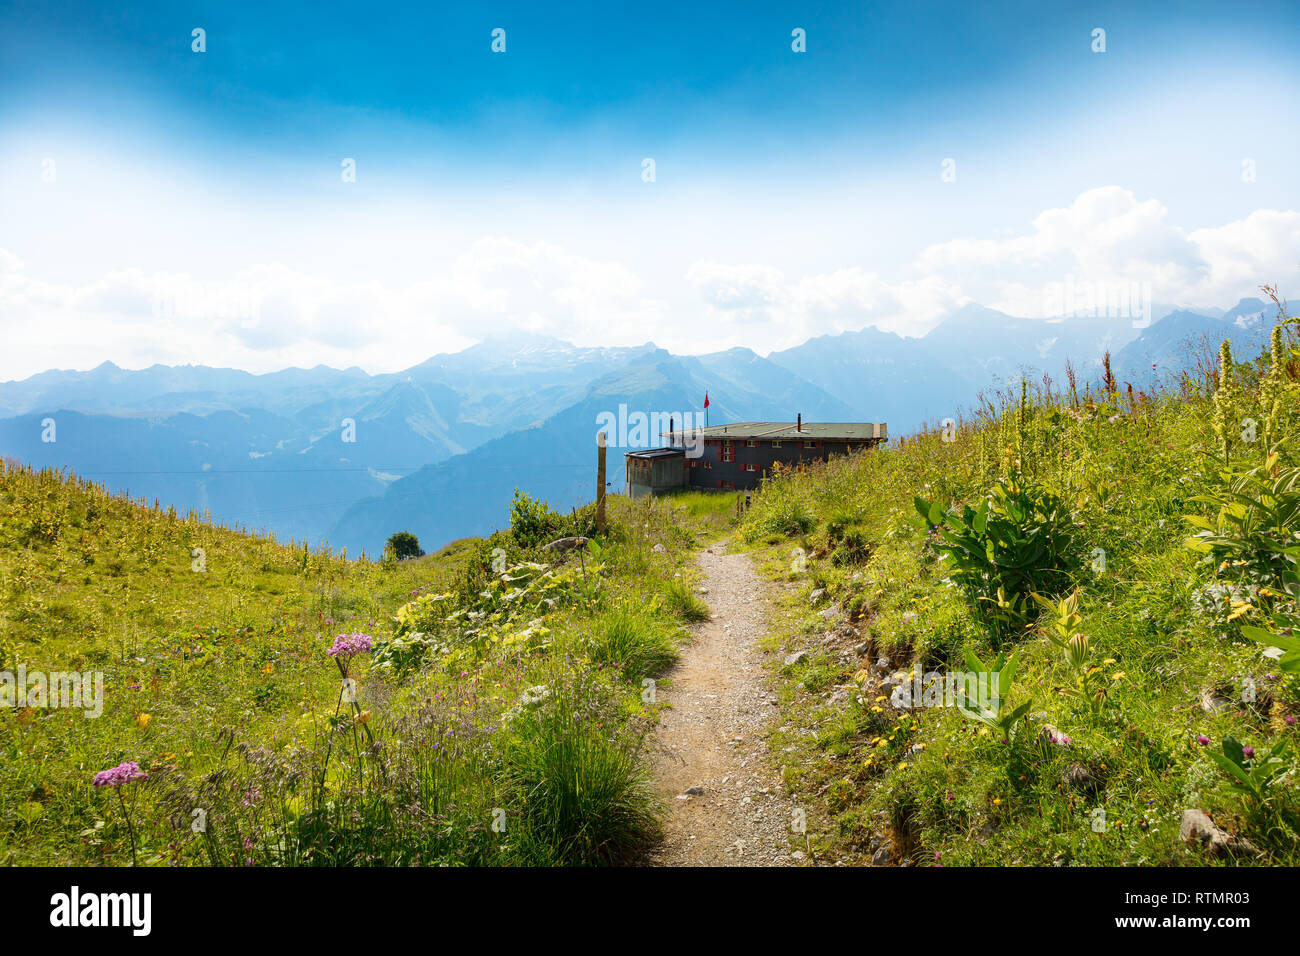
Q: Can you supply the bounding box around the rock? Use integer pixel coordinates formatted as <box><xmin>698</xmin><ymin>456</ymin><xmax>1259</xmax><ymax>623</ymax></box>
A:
<box><xmin>651</xmin><ymin>543</ymin><xmax>667</xmax><ymax>553</ymax></box>
<box><xmin>1039</xmin><ymin>724</ymin><xmax>1072</xmax><ymax>747</ymax></box>
<box><xmin>791</xmin><ymin>850</ymin><xmax>806</xmax><ymax>861</ymax></box>
<box><xmin>1179</xmin><ymin>809</ymin><xmax>1259</xmax><ymax>857</ymax></box>
<box><xmin>1059</xmin><ymin>763</ymin><xmax>1101</xmax><ymax>794</ymax></box>
<box><xmin>874</xmin><ymin>656</ymin><xmax>890</xmax><ymax>671</ymax></box>
<box><xmin>784</xmin><ymin>650</ymin><xmax>810</xmax><ymax>667</ymax></box>
<box><xmin>684</xmin><ymin>785</ymin><xmax>705</xmax><ymax>796</ymax></box>
<box><xmin>853</xmin><ymin>643</ymin><xmax>870</xmax><ymax>657</ymax></box>
<box><xmin>1199</xmin><ymin>684</ymin><xmax>1233</xmax><ymax>713</ymax></box>
<box><xmin>818</xmin><ymin>606</ymin><xmax>840</xmax><ymax>620</ymax></box>
<box><xmin>871</xmin><ymin>846</ymin><xmax>890</xmax><ymax>865</ymax></box>
<box><xmin>541</xmin><ymin>536</ymin><xmax>588</xmax><ymax>554</ymax></box>
<box><xmin>809</xmin><ymin>588</ymin><xmax>828</xmax><ymax>605</ymax></box>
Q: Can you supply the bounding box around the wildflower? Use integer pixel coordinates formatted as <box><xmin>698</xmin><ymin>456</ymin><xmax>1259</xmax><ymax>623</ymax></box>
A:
<box><xmin>1196</xmin><ymin>735</ymin><xmax>1210</xmax><ymax>745</ymax></box>
<box><xmin>135</xmin><ymin>713</ymin><xmax>152</xmax><ymax>730</ymax></box>
<box><xmin>992</xmin><ymin>798</ymin><xmax>1002</xmax><ymax>806</ymax></box>
<box><xmin>1287</xmin><ymin>716</ymin><xmax>1297</xmax><ymax>726</ymax></box>
<box><xmin>1102</xmin><ymin>658</ymin><xmax>1117</xmax><ymax>666</ymax></box>
<box><xmin>1242</xmin><ymin>746</ymin><xmax>1255</xmax><ymax>758</ymax></box>
<box><xmin>1110</xmin><ymin>671</ymin><xmax>1125</xmax><ymax>681</ymax></box>
<box><xmin>328</xmin><ymin>633</ymin><xmax>374</xmax><ymax>659</ymax></box>
<box><xmin>356</xmin><ymin>710</ymin><xmax>371</xmax><ymax>725</ymax></box>
<box><xmin>261</xmin><ymin>663</ymin><xmax>274</xmax><ymax>674</ymax></box>
<box><xmin>897</xmin><ymin>762</ymin><xmax>908</xmax><ymax>771</ymax></box>
<box><xmin>93</xmin><ymin>761</ymin><xmax>148</xmax><ymax>788</ymax></box>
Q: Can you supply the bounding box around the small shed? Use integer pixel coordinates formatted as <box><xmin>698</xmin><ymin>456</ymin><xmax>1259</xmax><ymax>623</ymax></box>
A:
<box><xmin>625</xmin><ymin>446</ymin><xmax>686</xmax><ymax>498</ymax></box>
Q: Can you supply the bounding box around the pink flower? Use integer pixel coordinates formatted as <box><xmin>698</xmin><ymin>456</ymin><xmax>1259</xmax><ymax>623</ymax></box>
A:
<box><xmin>1196</xmin><ymin>735</ymin><xmax>1210</xmax><ymax>745</ymax></box>
<box><xmin>93</xmin><ymin>761</ymin><xmax>148</xmax><ymax>788</ymax></box>
<box><xmin>328</xmin><ymin>633</ymin><xmax>374</xmax><ymax>658</ymax></box>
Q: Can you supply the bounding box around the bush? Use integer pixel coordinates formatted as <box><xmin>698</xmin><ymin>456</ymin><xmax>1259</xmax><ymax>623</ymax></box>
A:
<box><xmin>385</xmin><ymin>530</ymin><xmax>423</xmax><ymax>559</ymax></box>
<box><xmin>917</xmin><ymin>475</ymin><xmax>1078</xmax><ymax>640</ymax></box>
<box><xmin>509</xmin><ymin>489</ymin><xmax>566</xmax><ymax>549</ymax></box>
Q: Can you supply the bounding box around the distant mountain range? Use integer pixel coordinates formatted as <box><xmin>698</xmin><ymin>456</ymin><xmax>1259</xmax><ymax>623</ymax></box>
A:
<box><xmin>0</xmin><ymin>298</ymin><xmax>1280</xmax><ymax>555</ymax></box>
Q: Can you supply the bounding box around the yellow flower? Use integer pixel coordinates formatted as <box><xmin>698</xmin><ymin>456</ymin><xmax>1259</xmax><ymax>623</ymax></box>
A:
<box><xmin>261</xmin><ymin>663</ymin><xmax>274</xmax><ymax>674</ymax></box>
<box><xmin>355</xmin><ymin>710</ymin><xmax>371</xmax><ymax>725</ymax></box>
<box><xmin>1227</xmin><ymin>602</ymin><xmax>1252</xmax><ymax>621</ymax></box>
<box><xmin>992</xmin><ymin>798</ymin><xmax>1002</xmax><ymax>806</ymax></box>
<box><xmin>871</xmin><ymin>706</ymin><xmax>883</xmax><ymax>713</ymax></box>
<box><xmin>1102</xmin><ymin>658</ymin><xmax>1117</xmax><ymax>665</ymax></box>
<box><xmin>897</xmin><ymin>762</ymin><xmax>908</xmax><ymax>771</ymax></box>
<box><xmin>978</xmin><ymin>727</ymin><xmax>990</xmax><ymax>736</ymax></box>
<box><xmin>135</xmin><ymin>712</ymin><xmax>152</xmax><ymax>729</ymax></box>
<box><xmin>1110</xmin><ymin>671</ymin><xmax>1126</xmax><ymax>681</ymax></box>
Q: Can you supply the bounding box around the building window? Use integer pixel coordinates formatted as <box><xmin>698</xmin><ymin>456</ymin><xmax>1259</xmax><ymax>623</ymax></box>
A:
<box><xmin>742</xmin><ymin>463</ymin><xmax>757</xmax><ymax>472</ymax></box>
<box><xmin>770</xmin><ymin>441</ymin><xmax>782</xmax><ymax>448</ymax></box>
<box><xmin>689</xmin><ymin>461</ymin><xmax>697</xmax><ymax>469</ymax></box>
<box><xmin>746</xmin><ymin>440</ymin><xmax>759</xmax><ymax>447</ymax></box>
<box><xmin>804</xmin><ymin>440</ymin><xmax>818</xmax><ymax>449</ymax></box>
<box><xmin>703</xmin><ymin>461</ymin><xmax>712</xmax><ymax>469</ymax></box>
<box><xmin>721</xmin><ymin>451</ymin><xmax>734</xmax><ymax>462</ymax></box>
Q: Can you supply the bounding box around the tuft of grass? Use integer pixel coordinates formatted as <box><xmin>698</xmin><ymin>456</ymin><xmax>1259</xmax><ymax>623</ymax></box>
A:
<box><xmin>661</xmin><ymin>578</ymin><xmax>711</xmax><ymax>623</ymax></box>
<box><xmin>585</xmin><ymin>603</ymin><xmax>679</xmax><ymax>683</ymax></box>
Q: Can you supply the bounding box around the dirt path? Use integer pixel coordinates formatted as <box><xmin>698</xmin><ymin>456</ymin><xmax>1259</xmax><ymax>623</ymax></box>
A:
<box><xmin>646</xmin><ymin>541</ymin><xmax>803</xmax><ymax>866</ymax></box>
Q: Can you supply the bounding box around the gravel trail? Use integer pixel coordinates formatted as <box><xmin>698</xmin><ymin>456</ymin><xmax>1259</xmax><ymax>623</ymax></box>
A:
<box><xmin>645</xmin><ymin>543</ymin><xmax>803</xmax><ymax>866</ymax></box>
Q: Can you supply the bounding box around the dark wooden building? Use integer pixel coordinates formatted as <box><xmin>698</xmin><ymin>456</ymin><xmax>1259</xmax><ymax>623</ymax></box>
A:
<box><xmin>625</xmin><ymin>418</ymin><xmax>888</xmax><ymax>497</ymax></box>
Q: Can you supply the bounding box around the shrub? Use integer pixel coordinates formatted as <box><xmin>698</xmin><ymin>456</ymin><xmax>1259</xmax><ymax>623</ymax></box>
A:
<box><xmin>385</xmin><ymin>530</ymin><xmax>423</xmax><ymax>559</ymax></box>
<box><xmin>509</xmin><ymin>489</ymin><xmax>565</xmax><ymax>549</ymax></box>
<box><xmin>917</xmin><ymin>476</ymin><xmax>1078</xmax><ymax>641</ymax></box>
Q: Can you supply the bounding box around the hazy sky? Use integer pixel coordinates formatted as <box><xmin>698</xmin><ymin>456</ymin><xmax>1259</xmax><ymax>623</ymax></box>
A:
<box><xmin>1</xmin><ymin>0</ymin><xmax>1298</xmax><ymax>379</ymax></box>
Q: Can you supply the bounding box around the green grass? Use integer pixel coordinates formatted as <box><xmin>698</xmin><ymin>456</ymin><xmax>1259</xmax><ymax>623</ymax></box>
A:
<box><xmin>0</xmin><ymin>461</ymin><xmax>715</xmax><ymax>866</ymax></box>
<box><xmin>737</xmin><ymin>327</ymin><xmax>1300</xmax><ymax>866</ymax></box>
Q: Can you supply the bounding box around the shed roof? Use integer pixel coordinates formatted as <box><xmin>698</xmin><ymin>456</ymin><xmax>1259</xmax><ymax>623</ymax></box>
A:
<box><xmin>660</xmin><ymin>421</ymin><xmax>887</xmax><ymax>441</ymax></box>
<box><xmin>625</xmin><ymin>446</ymin><xmax>687</xmax><ymax>459</ymax></box>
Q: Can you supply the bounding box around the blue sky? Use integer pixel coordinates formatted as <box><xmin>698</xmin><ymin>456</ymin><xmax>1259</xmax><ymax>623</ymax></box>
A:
<box><xmin>1</xmin><ymin>0</ymin><xmax>1298</xmax><ymax>377</ymax></box>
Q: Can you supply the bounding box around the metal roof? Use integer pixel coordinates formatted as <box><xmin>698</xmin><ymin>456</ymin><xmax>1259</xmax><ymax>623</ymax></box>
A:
<box><xmin>625</xmin><ymin>446</ymin><xmax>687</xmax><ymax>459</ymax></box>
<box><xmin>660</xmin><ymin>421</ymin><xmax>888</xmax><ymax>441</ymax></box>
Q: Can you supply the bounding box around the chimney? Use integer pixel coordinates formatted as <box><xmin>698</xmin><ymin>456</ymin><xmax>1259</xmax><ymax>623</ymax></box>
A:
<box><xmin>797</xmin><ymin>412</ymin><xmax>802</xmax><ymax>432</ymax></box>
<box><xmin>669</xmin><ymin>416</ymin><xmax>674</xmax><ymax>447</ymax></box>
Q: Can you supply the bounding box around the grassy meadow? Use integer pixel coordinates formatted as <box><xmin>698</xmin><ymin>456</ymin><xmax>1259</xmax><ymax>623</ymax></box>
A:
<box><xmin>0</xmin><ymin>464</ymin><xmax>735</xmax><ymax>866</ymax></box>
<box><xmin>738</xmin><ymin>302</ymin><xmax>1300</xmax><ymax>866</ymax></box>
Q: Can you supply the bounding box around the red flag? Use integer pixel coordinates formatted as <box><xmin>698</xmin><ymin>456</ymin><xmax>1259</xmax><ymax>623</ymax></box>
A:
<box><xmin>703</xmin><ymin>391</ymin><xmax>710</xmax><ymax>409</ymax></box>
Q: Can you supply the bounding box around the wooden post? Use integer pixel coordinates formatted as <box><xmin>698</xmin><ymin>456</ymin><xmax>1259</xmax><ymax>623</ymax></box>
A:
<box><xmin>596</xmin><ymin>430</ymin><xmax>607</xmax><ymax>534</ymax></box>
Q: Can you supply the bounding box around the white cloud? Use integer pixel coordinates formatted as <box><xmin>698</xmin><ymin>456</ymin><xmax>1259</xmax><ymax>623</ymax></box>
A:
<box><xmin>918</xmin><ymin>187</ymin><xmax>1299</xmax><ymax>316</ymax></box>
<box><xmin>684</xmin><ymin>261</ymin><xmax>968</xmax><ymax>341</ymax></box>
<box><xmin>2</xmin><ymin>187</ymin><xmax>1296</xmax><ymax>380</ymax></box>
